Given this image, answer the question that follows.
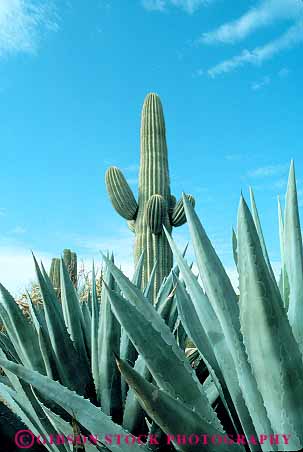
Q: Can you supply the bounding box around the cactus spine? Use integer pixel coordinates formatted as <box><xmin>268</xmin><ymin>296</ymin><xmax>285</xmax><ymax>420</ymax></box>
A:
<box><xmin>106</xmin><ymin>93</ymin><xmax>195</xmax><ymax>298</ymax></box>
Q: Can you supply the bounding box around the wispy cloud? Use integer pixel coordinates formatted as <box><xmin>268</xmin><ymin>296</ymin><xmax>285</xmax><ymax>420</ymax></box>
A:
<box><xmin>142</xmin><ymin>0</ymin><xmax>212</xmax><ymax>14</ymax></box>
<box><xmin>251</xmin><ymin>75</ymin><xmax>271</xmax><ymax>90</ymax></box>
<box><xmin>208</xmin><ymin>19</ymin><xmax>303</xmax><ymax>77</ymax></box>
<box><xmin>0</xmin><ymin>246</ymin><xmax>52</xmax><ymax>296</ymax></box>
<box><xmin>0</xmin><ymin>0</ymin><xmax>58</xmax><ymax>57</ymax></box>
<box><xmin>0</xmin><ymin>208</ymin><xmax>6</xmax><ymax>216</ymax></box>
<box><xmin>142</xmin><ymin>0</ymin><xmax>166</xmax><ymax>12</ymax></box>
<box><xmin>201</xmin><ymin>0</ymin><xmax>301</xmax><ymax>44</ymax></box>
<box><xmin>200</xmin><ymin>0</ymin><xmax>303</xmax><ymax>77</ymax></box>
<box><xmin>9</xmin><ymin>226</ymin><xmax>27</xmax><ymax>235</ymax></box>
<box><xmin>278</xmin><ymin>67</ymin><xmax>290</xmax><ymax>78</ymax></box>
<box><xmin>247</xmin><ymin>163</ymin><xmax>288</xmax><ymax>178</ymax></box>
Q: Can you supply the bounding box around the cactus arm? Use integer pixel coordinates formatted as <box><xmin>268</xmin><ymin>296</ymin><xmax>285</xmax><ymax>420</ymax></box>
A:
<box><xmin>145</xmin><ymin>194</ymin><xmax>167</xmax><ymax>234</ymax></box>
<box><xmin>171</xmin><ymin>194</ymin><xmax>195</xmax><ymax>227</ymax></box>
<box><xmin>105</xmin><ymin>166</ymin><xmax>138</xmax><ymax>220</ymax></box>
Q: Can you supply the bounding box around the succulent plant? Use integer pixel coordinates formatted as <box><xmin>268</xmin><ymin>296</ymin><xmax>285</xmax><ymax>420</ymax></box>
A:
<box><xmin>0</xmin><ymin>249</ymin><xmax>187</xmax><ymax>451</ymax></box>
<box><xmin>105</xmin><ymin>93</ymin><xmax>195</xmax><ymax>299</ymax></box>
<box><xmin>49</xmin><ymin>249</ymin><xmax>78</xmax><ymax>298</ymax></box>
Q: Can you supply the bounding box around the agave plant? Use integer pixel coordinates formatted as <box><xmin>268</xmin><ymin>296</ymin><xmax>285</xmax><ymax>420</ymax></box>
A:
<box><xmin>0</xmin><ymin>153</ymin><xmax>302</xmax><ymax>452</ymax></box>
<box><xmin>0</xmin><ymin>250</ymin><xmax>191</xmax><ymax>451</ymax></box>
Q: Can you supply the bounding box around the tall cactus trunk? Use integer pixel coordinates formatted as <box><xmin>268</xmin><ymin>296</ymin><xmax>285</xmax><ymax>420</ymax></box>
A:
<box><xmin>135</xmin><ymin>94</ymin><xmax>173</xmax><ymax>296</ymax></box>
<box><xmin>105</xmin><ymin>93</ymin><xmax>195</xmax><ymax>301</ymax></box>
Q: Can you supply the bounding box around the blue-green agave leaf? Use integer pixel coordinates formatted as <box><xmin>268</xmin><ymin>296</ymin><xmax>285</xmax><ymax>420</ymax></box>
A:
<box><xmin>116</xmin><ymin>356</ymin><xmax>244</xmax><ymax>452</ymax></box>
<box><xmin>81</xmin><ymin>299</ymin><xmax>92</xmax><ymax>356</ymax></box>
<box><xmin>0</xmin><ymin>383</ymin><xmax>60</xmax><ymax>452</ymax></box>
<box><xmin>27</xmin><ymin>294</ymin><xmax>56</xmax><ymax>380</ymax></box>
<box><xmin>232</xmin><ymin>228</ymin><xmax>238</xmax><ymax>269</ymax></box>
<box><xmin>238</xmin><ymin>195</ymin><xmax>303</xmax><ymax>449</ymax></box>
<box><xmin>277</xmin><ymin>196</ymin><xmax>290</xmax><ymax>310</ymax></box>
<box><xmin>249</xmin><ymin>187</ymin><xmax>276</xmax><ymax>282</ymax></box>
<box><xmin>0</xmin><ymin>332</ymin><xmax>19</xmax><ymax>362</ymax></box>
<box><xmin>132</xmin><ymin>250</ymin><xmax>145</xmax><ymax>288</ymax></box>
<box><xmin>102</xmin><ymin>279</ymin><xmax>224</xmax><ymax>432</ymax></box>
<box><xmin>181</xmin><ymin>194</ymin><xmax>239</xmax><ymax>330</ymax></box>
<box><xmin>0</xmin><ymin>283</ymin><xmax>45</xmax><ymax>374</ymax></box>
<box><xmin>98</xmin><ymin>260</ymin><xmax>122</xmax><ymax>421</ymax></box>
<box><xmin>91</xmin><ymin>262</ymin><xmax>100</xmax><ymax>399</ymax></box>
<box><xmin>173</xmin><ymin>274</ymin><xmax>246</xmax><ymax>439</ymax></box>
<box><xmin>60</xmin><ymin>258</ymin><xmax>88</xmax><ymax>365</ymax></box>
<box><xmin>122</xmin><ymin>354</ymin><xmax>151</xmax><ymax>434</ymax></box>
<box><xmin>0</xmin><ymin>358</ymin><xmax>151</xmax><ymax>452</ymax></box>
<box><xmin>284</xmin><ymin>161</ymin><xmax>303</xmax><ymax>353</ymax></box>
<box><xmin>203</xmin><ymin>375</ymin><xmax>219</xmax><ymax>405</ymax></box>
<box><xmin>143</xmin><ymin>260</ymin><xmax>158</xmax><ymax>303</ymax></box>
<box><xmin>180</xmin><ymin>195</ymin><xmax>276</xmax><ymax>448</ymax></box>
<box><xmin>32</xmin><ymin>255</ymin><xmax>89</xmax><ymax>393</ymax></box>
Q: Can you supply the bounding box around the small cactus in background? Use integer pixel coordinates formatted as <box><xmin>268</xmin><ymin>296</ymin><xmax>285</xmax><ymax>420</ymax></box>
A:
<box><xmin>106</xmin><ymin>93</ymin><xmax>195</xmax><ymax>298</ymax></box>
<box><xmin>49</xmin><ymin>249</ymin><xmax>77</xmax><ymax>298</ymax></box>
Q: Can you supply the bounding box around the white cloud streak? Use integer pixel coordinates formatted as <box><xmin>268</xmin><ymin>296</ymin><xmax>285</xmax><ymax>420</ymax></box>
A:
<box><xmin>208</xmin><ymin>19</ymin><xmax>303</xmax><ymax>77</ymax></box>
<box><xmin>251</xmin><ymin>75</ymin><xmax>271</xmax><ymax>90</ymax></box>
<box><xmin>247</xmin><ymin>164</ymin><xmax>288</xmax><ymax>178</ymax></box>
<box><xmin>0</xmin><ymin>0</ymin><xmax>58</xmax><ymax>57</ymax></box>
<box><xmin>201</xmin><ymin>0</ymin><xmax>302</xmax><ymax>44</ymax></box>
<box><xmin>142</xmin><ymin>0</ymin><xmax>212</xmax><ymax>14</ymax></box>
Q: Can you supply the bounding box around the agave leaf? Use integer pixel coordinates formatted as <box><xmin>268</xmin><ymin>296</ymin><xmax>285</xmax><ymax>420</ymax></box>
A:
<box><xmin>120</xmin><ymin>253</ymin><xmax>140</xmax><ymax>391</ymax></box>
<box><xmin>175</xmin><ymin>320</ymin><xmax>187</xmax><ymax>351</ymax></box>
<box><xmin>143</xmin><ymin>260</ymin><xmax>158</xmax><ymax>303</ymax></box>
<box><xmin>232</xmin><ymin>228</ymin><xmax>238</xmax><ymax>269</ymax></box>
<box><xmin>0</xmin><ymin>383</ymin><xmax>59</xmax><ymax>452</ymax></box>
<box><xmin>179</xmin><ymin>195</ymin><xmax>277</xmax><ymax>448</ymax></box>
<box><xmin>155</xmin><ymin>279</ymin><xmax>175</xmax><ymax>322</ymax></box>
<box><xmin>238</xmin><ymin>195</ymin><xmax>303</xmax><ymax>449</ymax></box>
<box><xmin>98</xmin><ymin>260</ymin><xmax>122</xmax><ymax>422</ymax></box>
<box><xmin>27</xmin><ymin>294</ymin><xmax>57</xmax><ymax>380</ymax></box>
<box><xmin>181</xmin><ymin>194</ymin><xmax>239</xmax><ymax>328</ymax></box>
<box><xmin>173</xmin><ymin>274</ymin><xmax>244</xmax><ymax>437</ymax></box>
<box><xmin>0</xmin><ymin>283</ymin><xmax>45</xmax><ymax>374</ymax></box>
<box><xmin>102</xmin><ymin>278</ymin><xmax>224</xmax><ymax>432</ymax></box>
<box><xmin>132</xmin><ymin>250</ymin><xmax>145</xmax><ymax>288</ymax></box>
<box><xmin>0</xmin><ymin>358</ymin><xmax>151</xmax><ymax>452</ymax></box>
<box><xmin>124</xmin><ymin>270</ymin><xmax>177</xmax><ymax>435</ymax></box>
<box><xmin>36</xmin><ymin>400</ymin><xmax>74</xmax><ymax>451</ymax></box>
<box><xmin>60</xmin><ymin>258</ymin><xmax>88</xmax><ymax>365</ymax></box>
<box><xmin>0</xmin><ymin>332</ymin><xmax>19</xmax><ymax>362</ymax></box>
<box><xmin>249</xmin><ymin>187</ymin><xmax>276</xmax><ymax>282</ymax></box>
<box><xmin>36</xmin><ymin>394</ymin><xmax>103</xmax><ymax>452</ymax></box>
<box><xmin>12</xmin><ymin>386</ymin><xmax>69</xmax><ymax>452</ymax></box>
<box><xmin>91</xmin><ymin>263</ymin><xmax>100</xmax><ymax>399</ymax></box>
<box><xmin>164</xmin><ymin>222</ymin><xmax>273</xmax><ymax>451</ymax></box>
<box><xmin>122</xmin><ymin>354</ymin><xmax>151</xmax><ymax>434</ymax></box>
<box><xmin>203</xmin><ymin>375</ymin><xmax>219</xmax><ymax>405</ymax></box>
<box><xmin>81</xmin><ymin>299</ymin><xmax>92</xmax><ymax>355</ymax></box>
<box><xmin>166</xmin><ymin>291</ymin><xmax>178</xmax><ymax>332</ymax></box>
<box><xmin>277</xmin><ymin>196</ymin><xmax>290</xmax><ymax>310</ymax></box>
<box><xmin>154</xmin><ymin>243</ymin><xmax>188</xmax><ymax>313</ymax></box>
<box><xmin>284</xmin><ymin>161</ymin><xmax>303</xmax><ymax>352</ymax></box>
<box><xmin>33</xmin><ymin>255</ymin><xmax>90</xmax><ymax>393</ymax></box>
<box><xmin>116</xmin><ymin>357</ymin><xmax>244</xmax><ymax>452</ymax></box>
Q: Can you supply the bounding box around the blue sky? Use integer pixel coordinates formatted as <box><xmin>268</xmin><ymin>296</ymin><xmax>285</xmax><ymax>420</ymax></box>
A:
<box><xmin>0</xmin><ymin>0</ymin><xmax>303</xmax><ymax>294</ymax></box>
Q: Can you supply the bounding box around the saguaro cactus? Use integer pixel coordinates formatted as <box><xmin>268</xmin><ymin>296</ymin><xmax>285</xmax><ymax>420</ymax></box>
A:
<box><xmin>49</xmin><ymin>249</ymin><xmax>78</xmax><ymax>298</ymax></box>
<box><xmin>105</xmin><ymin>93</ymin><xmax>195</xmax><ymax>298</ymax></box>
